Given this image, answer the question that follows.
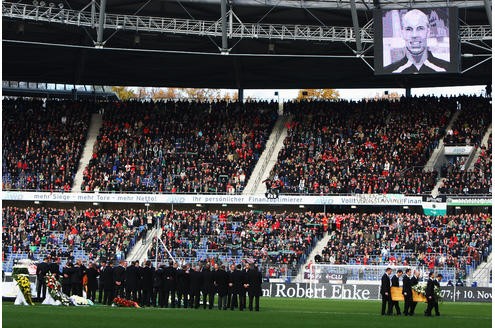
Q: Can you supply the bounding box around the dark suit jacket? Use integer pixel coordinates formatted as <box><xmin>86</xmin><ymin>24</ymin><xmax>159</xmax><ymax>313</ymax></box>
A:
<box><xmin>402</xmin><ymin>275</ymin><xmax>412</xmax><ymax>300</ymax></box>
<box><xmin>380</xmin><ymin>273</ymin><xmax>391</xmax><ymax>296</ymax></box>
<box><xmin>113</xmin><ymin>265</ymin><xmax>126</xmax><ymax>286</ymax></box>
<box><xmin>230</xmin><ymin>269</ymin><xmax>245</xmax><ymax>293</ymax></box>
<box><xmin>247</xmin><ymin>268</ymin><xmax>262</xmax><ymax>296</ymax></box>
<box><xmin>176</xmin><ymin>269</ymin><xmax>190</xmax><ymax>293</ymax></box>
<box><xmin>48</xmin><ymin>262</ymin><xmax>61</xmax><ymax>278</ymax></box>
<box><xmin>86</xmin><ymin>267</ymin><xmax>99</xmax><ymax>289</ymax></box>
<box><xmin>214</xmin><ymin>269</ymin><xmax>229</xmax><ymax>296</ymax></box>
<box><xmin>163</xmin><ymin>266</ymin><xmax>176</xmax><ymax>289</ymax></box>
<box><xmin>383</xmin><ymin>51</ymin><xmax>450</xmax><ymax>74</ymax></box>
<box><xmin>410</xmin><ymin>276</ymin><xmax>419</xmax><ymax>286</ymax></box>
<box><xmin>190</xmin><ymin>270</ymin><xmax>203</xmax><ymax>293</ymax></box>
<box><xmin>391</xmin><ymin>275</ymin><xmax>400</xmax><ymax>287</ymax></box>
<box><xmin>36</xmin><ymin>261</ymin><xmax>49</xmax><ymax>279</ymax></box>
<box><xmin>141</xmin><ymin>266</ymin><xmax>155</xmax><ymax>290</ymax></box>
<box><xmin>125</xmin><ymin>265</ymin><xmax>139</xmax><ymax>290</ymax></box>
<box><xmin>425</xmin><ymin>278</ymin><xmax>436</xmax><ymax>298</ymax></box>
<box><xmin>201</xmin><ymin>268</ymin><xmax>214</xmax><ymax>292</ymax></box>
<box><xmin>101</xmin><ymin>266</ymin><xmax>114</xmax><ymax>289</ymax></box>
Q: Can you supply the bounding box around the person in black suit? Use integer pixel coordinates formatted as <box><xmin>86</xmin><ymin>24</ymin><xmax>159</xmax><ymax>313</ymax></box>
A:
<box><xmin>428</xmin><ymin>273</ymin><xmax>442</xmax><ymax>316</ymax></box>
<box><xmin>410</xmin><ymin>270</ymin><xmax>420</xmax><ymax>315</ymax></box>
<box><xmin>189</xmin><ymin>264</ymin><xmax>203</xmax><ymax>309</ymax></box>
<box><xmin>141</xmin><ymin>260</ymin><xmax>154</xmax><ymax>307</ymax></box>
<box><xmin>102</xmin><ymin>261</ymin><xmax>114</xmax><ymax>305</ymax></box>
<box><xmin>70</xmin><ymin>259</ymin><xmax>85</xmax><ymax>296</ymax></box>
<box><xmin>98</xmin><ymin>261</ymin><xmax>107</xmax><ymax>304</ymax></box>
<box><xmin>153</xmin><ymin>264</ymin><xmax>165</xmax><ymax>307</ymax></box>
<box><xmin>113</xmin><ymin>260</ymin><xmax>126</xmax><ymax>298</ymax></box>
<box><xmin>176</xmin><ymin>264</ymin><xmax>191</xmax><ymax>308</ymax></box>
<box><xmin>230</xmin><ymin>264</ymin><xmax>244</xmax><ymax>310</ymax></box>
<box><xmin>125</xmin><ymin>261</ymin><xmax>140</xmax><ymax>301</ymax></box>
<box><xmin>390</xmin><ymin>269</ymin><xmax>403</xmax><ymax>315</ymax></box>
<box><xmin>214</xmin><ymin>264</ymin><xmax>229</xmax><ymax>310</ymax></box>
<box><xmin>61</xmin><ymin>261</ymin><xmax>73</xmax><ymax>296</ymax></box>
<box><xmin>48</xmin><ymin>257</ymin><xmax>61</xmax><ymax>279</ymax></box>
<box><xmin>201</xmin><ymin>263</ymin><xmax>215</xmax><ymax>309</ymax></box>
<box><xmin>380</xmin><ymin>267</ymin><xmax>392</xmax><ymax>315</ymax></box>
<box><xmin>402</xmin><ymin>268</ymin><xmax>413</xmax><ymax>316</ymax></box>
<box><xmin>247</xmin><ymin>263</ymin><xmax>262</xmax><ymax>311</ymax></box>
<box><xmin>163</xmin><ymin>261</ymin><xmax>177</xmax><ymax>308</ymax></box>
<box><xmin>241</xmin><ymin>262</ymin><xmax>250</xmax><ymax>311</ymax></box>
<box><xmin>36</xmin><ymin>257</ymin><xmax>49</xmax><ymax>301</ymax></box>
<box><xmin>85</xmin><ymin>262</ymin><xmax>99</xmax><ymax>302</ymax></box>
<box><xmin>424</xmin><ymin>271</ymin><xmax>436</xmax><ymax>316</ymax></box>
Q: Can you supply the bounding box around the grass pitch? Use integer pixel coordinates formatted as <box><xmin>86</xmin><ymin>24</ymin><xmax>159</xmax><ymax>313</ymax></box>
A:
<box><xmin>2</xmin><ymin>298</ymin><xmax>491</xmax><ymax>328</ymax></box>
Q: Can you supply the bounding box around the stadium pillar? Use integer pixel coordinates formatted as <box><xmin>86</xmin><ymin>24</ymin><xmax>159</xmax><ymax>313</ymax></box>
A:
<box><xmin>484</xmin><ymin>0</ymin><xmax>492</xmax><ymax>27</ymax></box>
<box><xmin>350</xmin><ymin>0</ymin><xmax>362</xmax><ymax>53</ymax></box>
<box><xmin>96</xmin><ymin>0</ymin><xmax>107</xmax><ymax>47</ymax></box>
<box><xmin>221</xmin><ymin>0</ymin><xmax>228</xmax><ymax>53</ymax></box>
<box><xmin>238</xmin><ymin>88</ymin><xmax>244</xmax><ymax>103</ymax></box>
<box><xmin>405</xmin><ymin>87</ymin><xmax>411</xmax><ymax>98</ymax></box>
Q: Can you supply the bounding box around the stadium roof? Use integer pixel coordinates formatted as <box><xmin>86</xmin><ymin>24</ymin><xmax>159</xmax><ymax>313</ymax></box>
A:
<box><xmin>2</xmin><ymin>0</ymin><xmax>492</xmax><ymax>89</ymax></box>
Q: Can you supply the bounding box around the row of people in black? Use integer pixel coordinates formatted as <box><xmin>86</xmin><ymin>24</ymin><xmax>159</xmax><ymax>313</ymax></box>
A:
<box><xmin>36</xmin><ymin>257</ymin><xmax>263</xmax><ymax>311</ymax></box>
<box><xmin>380</xmin><ymin>268</ymin><xmax>442</xmax><ymax>317</ymax></box>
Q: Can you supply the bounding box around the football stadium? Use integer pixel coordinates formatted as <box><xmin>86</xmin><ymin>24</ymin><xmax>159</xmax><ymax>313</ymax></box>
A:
<box><xmin>1</xmin><ymin>0</ymin><xmax>492</xmax><ymax>327</ymax></box>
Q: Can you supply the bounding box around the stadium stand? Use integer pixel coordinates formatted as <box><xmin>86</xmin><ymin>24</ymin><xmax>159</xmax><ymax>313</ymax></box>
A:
<box><xmin>2</xmin><ymin>206</ymin><xmax>145</xmax><ymax>272</ymax></box>
<box><xmin>439</xmin><ymin>137</ymin><xmax>492</xmax><ymax>195</ymax></box>
<box><xmin>273</xmin><ymin>97</ymin><xmax>453</xmax><ymax>194</ymax></box>
<box><xmin>314</xmin><ymin>212</ymin><xmax>492</xmax><ymax>280</ymax></box>
<box><xmin>80</xmin><ymin>100</ymin><xmax>278</xmax><ymax>194</ymax></box>
<box><xmin>443</xmin><ymin>96</ymin><xmax>491</xmax><ymax>146</ymax></box>
<box><xmin>2</xmin><ymin>99</ymin><xmax>90</xmax><ymax>192</ymax></box>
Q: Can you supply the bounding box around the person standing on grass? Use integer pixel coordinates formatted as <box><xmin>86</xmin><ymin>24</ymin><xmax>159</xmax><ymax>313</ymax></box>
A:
<box><xmin>113</xmin><ymin>260</ymin><xmax>126</xmax><ymax>298</ymax></box>
<box><xmin>247</xmin><ymin>263</ymin><xmax>262</xmax><ymax>311</ymax></box>
<box><xmin>86</xmin><ymin>262</ymin><xmax>99</xmax><ymax>302</ymax></box>
<box><xmin>409</xmin><ymin>270</ymin><xmax>420</xmax><ymax>315</ymax></box>
<box><xmin>402</xmin><ymin>268</ymin><xmax>413</xmax><ymax>316</ymax></box>
<box><xmin>102</xmin><ymin>261</ymin><xmax>114</xmax><ymax>305</ymax></box>
<box><xmin>201</xmin><ymin>263</ymin><xmax>215</xmax><ymax>309</ymax></box>
<box><xmin>390</xmin><ymin>269</ymin><xmax>403</xmax><ymax>315</ymax></box>
<box><xmin>380</xmin><ymin>267</ymin><xmax>392</xmax><ymax>315</ymax></box>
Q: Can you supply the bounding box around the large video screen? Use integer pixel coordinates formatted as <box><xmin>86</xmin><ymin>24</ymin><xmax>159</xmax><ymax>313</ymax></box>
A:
<box><xmin>374</xmin><ymin>7</ymin><xmax>460</xmax><ymax>75</ymax></box>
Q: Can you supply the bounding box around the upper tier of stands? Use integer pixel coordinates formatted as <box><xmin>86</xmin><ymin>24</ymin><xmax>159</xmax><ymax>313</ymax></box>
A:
<box><xmin>81</xmin><ymin>100</ymin><xmax>278</xmax><ymax>193</ymax></box>
<box><xmin>273</xmin><ymin>97</ymin><xmax>456</xmax><ymax>194</ymax></box>
<box><xmin>2</xmin><ymin>99</ymin><xmax>90</xmax><ymax>191</ymax></box>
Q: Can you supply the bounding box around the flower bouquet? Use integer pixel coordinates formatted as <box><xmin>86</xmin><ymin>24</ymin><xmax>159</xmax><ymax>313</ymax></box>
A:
<box><xmin>69</xmin><ymin>295</ymin><xmax>94</xmax><ymax>306</ymax></box>
<box><xmin>112</xmin><ymin>297</ymin><xmax>140</xmax><ymax>308</ymax></box>
<box><xmin>44</xmin><ymin>273</ymin><xmax>72</xmax><ymax>306</ymax></box>
<box><xmin>12</xmin><ymin>266</ymin><xmax>34</xmax><ymax>306</ymax></box>
<box><xmin>411</xmin><ymin>282</ymin><xmax>442</xmax><ymax>302</ymax></box>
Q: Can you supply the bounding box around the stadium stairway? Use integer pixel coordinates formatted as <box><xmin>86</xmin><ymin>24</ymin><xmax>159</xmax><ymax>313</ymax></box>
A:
<box><xmin>72</xmin><ymin>113</ymin><xmax>103</xmax><ymax>192</ymax></box>
<box><xmin>423</xmin><ymin>109</ymin><xmax>461</xmax><ymax>175</ymax></box>
<box><xmin>243</xmin><ymin>114</ymin><xmax>293</xmax><ymax>195</ymax></box>
<box><xmin>293</xmin><ymin>231</ymin><xmax>331</xmax><ymax>282</ymax></box>
<box><xmin>125</xmin><ymin>227</ymin><xmax>159</xmax><ymax>263</ymax></box>
<box><xmin>468</xmin><ymin>123</ymin><xmax>492</xmax><ymax>171</ymax></box>
<box><xmin>465</xmin><ymin>254</ymin><xmax>492</xmax><ymax>287</ymax></box>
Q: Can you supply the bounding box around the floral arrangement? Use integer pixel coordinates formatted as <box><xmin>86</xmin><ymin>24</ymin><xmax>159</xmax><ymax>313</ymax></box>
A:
<box><xmin>69</xmin><ymin>295</ymin><xmax>94</xmax><ymax>306</ymax></box>
<box><xmin>45</xmin><ymin>273</ymin><xmax>72</xmax><ymax>306</ymax></box>
<box><xmin>412</xmin><ymin>282</ymin><xmax>442</xmax><ymax>301</ymax></box>
<box><xmin>12</xmin><ymin>265</ymin><xmax>34</xmax><ymax>306</ymax></box>
<box><xmin>112</xmin><ymin>297</ymin><xmax>140</xmax><ymax>308</ymax></box>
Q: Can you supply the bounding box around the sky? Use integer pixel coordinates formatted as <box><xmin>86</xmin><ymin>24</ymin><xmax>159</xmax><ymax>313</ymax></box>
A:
<box><xmin>242</xmin><ymin>85</ymin><xmax>488</xmax><ymax>101</ymax></box>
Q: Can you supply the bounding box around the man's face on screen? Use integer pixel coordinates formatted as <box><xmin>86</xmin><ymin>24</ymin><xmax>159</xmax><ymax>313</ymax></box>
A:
<box><xmin>401</xmin><ymin>10</ymin><xmax>429</xmax><ymax>56</ymax></box>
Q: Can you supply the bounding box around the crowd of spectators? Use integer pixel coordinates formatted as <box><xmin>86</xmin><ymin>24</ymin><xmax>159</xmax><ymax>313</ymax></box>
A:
<box><xmin>81</xmin><ymin>100</ymin><xmax>278</xmax><ymax>193</ymax></box>
<box><xmin>315</xmin><ymin>212</ymin><xmax>492</xmax><ymax>278</ymax></box>
<box><xmin>439</xmin><ymin>137</ymin><xmax>492</xmax><ymax>195</ymax></box>
<box><xmin>273</xmin><ymin>96</ymin><xmax>453</xmax><ymax>195</ymax></box>
<box><xmin>147</xmin><ymin>210</ymin><xmax>325</xmax><ymax>277</ymax></box>
<box><xmin>443</xmin><ymin>96</ymin><xmax>491</xmax><ymax>146</ymax></box>
<box><xmin>2</xmin><ymin>99</ymin><xmax>90</xmax><ymax>191</ymax></box>
<box><xmin>2</xmin><ymin>206</ymin><xmax>145</xmax><ymax>264</ymax></box>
